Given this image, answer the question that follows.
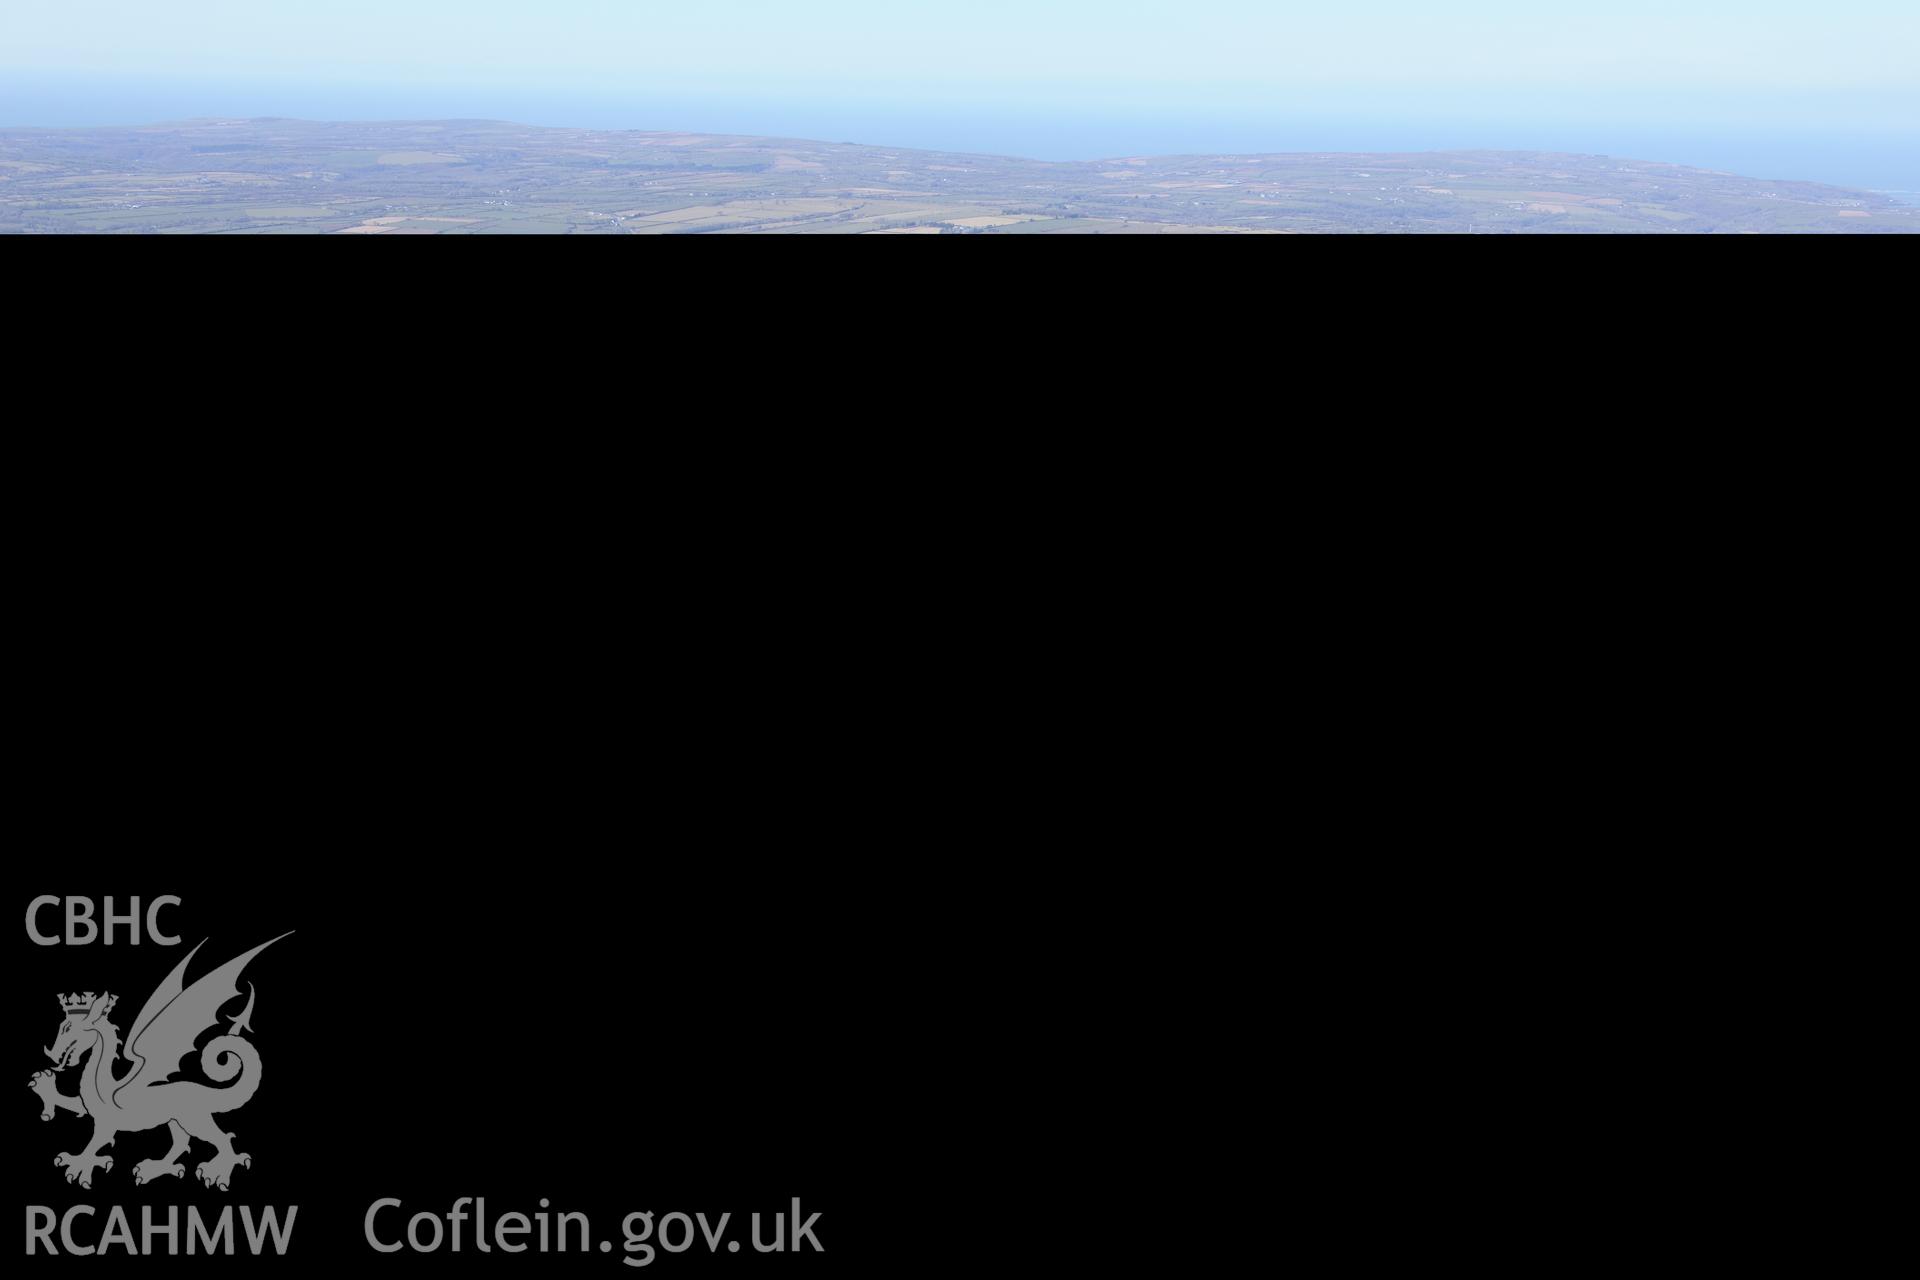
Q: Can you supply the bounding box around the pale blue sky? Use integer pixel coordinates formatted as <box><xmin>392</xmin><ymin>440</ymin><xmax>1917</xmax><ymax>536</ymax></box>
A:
<box><xmin>4</xmin><ymin>2</ymin><xmax>1917</xmax><ymax>183</ymax></box>
<box><xmin>9</xmin><ymin>0</ymin><xmax>1919</xmax><ymax>96</ymax></box>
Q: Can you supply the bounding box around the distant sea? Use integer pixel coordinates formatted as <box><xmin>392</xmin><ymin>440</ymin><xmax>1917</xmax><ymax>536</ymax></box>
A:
<box><xmin>4</xmin><ymin>75</ymin><xmax>1916</xmax><ymax>201</ymax></box>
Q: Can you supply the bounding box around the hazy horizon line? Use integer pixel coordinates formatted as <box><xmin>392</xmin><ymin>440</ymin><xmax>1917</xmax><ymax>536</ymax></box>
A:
<box><xmin>4</xmin><ymin>80</ymin><xmax>1916</xmax><ymax>195</ymax></box>
<box><xmin>0</xmin><ymin>110</ymin><xmax>1869</xmax><ymax>176</ymax></box>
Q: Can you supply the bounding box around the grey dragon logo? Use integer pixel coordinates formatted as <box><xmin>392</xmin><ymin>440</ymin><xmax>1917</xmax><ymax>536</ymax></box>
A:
<box><xmin>28</xmin><ymin>934</ymin><xmax>291</xmax><ymax>1191</ymax></box>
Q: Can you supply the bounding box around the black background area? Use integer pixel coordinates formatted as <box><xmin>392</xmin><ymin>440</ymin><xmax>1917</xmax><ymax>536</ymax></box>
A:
<box><xmin>13</xmin><ymin>855</ymin><xmax>900</xmax><ymax>1277</ymax></box>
